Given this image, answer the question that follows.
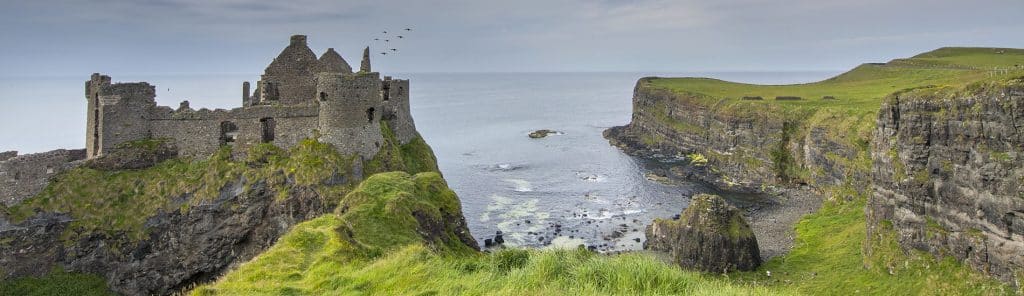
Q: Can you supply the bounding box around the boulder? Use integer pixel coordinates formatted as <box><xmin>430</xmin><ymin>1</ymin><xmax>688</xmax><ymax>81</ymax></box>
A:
<box><xmin>645</xmin><ymin>193</ymin><xmax>761</xmax><ymax>272</ymax></box>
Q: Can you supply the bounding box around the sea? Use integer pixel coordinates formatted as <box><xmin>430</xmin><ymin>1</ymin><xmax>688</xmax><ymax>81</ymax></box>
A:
<box><xmin>0</xmin><ymin>71</ymin><xmax>839</xmax><ymax>252</ymax></box>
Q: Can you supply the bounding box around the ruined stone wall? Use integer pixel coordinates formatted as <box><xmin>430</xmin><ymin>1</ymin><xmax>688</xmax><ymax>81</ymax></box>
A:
<box><xmin>0</xmin><ymin>149</ymin><xmax>86</xmax><ymax>206</ymax></box>
<box><xmin>317</xmin><ymin>72</ymin><xmax>385</xmax><ymax>158</ymax></box>
<box><xmin>258</xmin><ymin>35</ymin><xmax>318</xmax><ymax>105</ymax></box>
<box><xmin>382</xmin><ymin>78</ymin><xmax>418</xmax><ymax>143</ymax></box>
<box><xmin>96</xmin><ymin>82</ymin><xmax>157</xmax><ymax>157</ymax></box>
<box><xmin>149</xmin><ymin>105</ymin><xmax>318</xmax><ymax>157</ymax></box>
<box><xmin>868</xmin><ymin>83</ymin><xmax>1024</xmax><ymax>283</ymax></box>
<box><xmin>85</xmin><ymin>74</ymin><xmax>112</xmax><ymax>158</ymax></box>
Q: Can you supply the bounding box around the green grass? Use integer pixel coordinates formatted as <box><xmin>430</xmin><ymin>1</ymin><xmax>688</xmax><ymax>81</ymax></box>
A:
<box><xmin>730</xmin><ymin>197</ymin><xmax>1014</xmax><ymax>295</ymax></box>
<box><xmin>649</xmin><ymin>47</ymin><xmax>1024</xmax><ymax>114</ymax></box>
<box><xmin>0</xmin><ymin>139</ymin><xmax>360</xmax><ymax>244</ymax></box>
<box><xmin>192</xmin><ymin>176</ymin><xmax>788</xmax><ymax>295</ymax></box>
<box><xmin>0</xmin><ymin>268</ymin><xmax>113</xmax><ymax>296</ymax></box>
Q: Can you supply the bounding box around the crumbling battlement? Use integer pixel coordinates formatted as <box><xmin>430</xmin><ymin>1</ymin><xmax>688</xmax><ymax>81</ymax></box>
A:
<box><xmin>0</xmin><ymin>149</ymin><xmax>86</xmax><ymax>206</ymax></box>
<box><xmin>83</xmin><ymin>35</ymin><xmax>418</xmax><ymax>159</ymax></box>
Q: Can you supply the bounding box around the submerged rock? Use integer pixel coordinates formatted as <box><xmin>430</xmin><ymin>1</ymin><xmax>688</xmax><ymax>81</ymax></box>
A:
<box><xmin>528</xmin><ymin>129</ymin><xmax>559</xmax><ymax>139</ymax></box>
<box><xmin>645</xmin><ymin>193</ymin><xmax>761</xmax><ymax>273</ymax></box>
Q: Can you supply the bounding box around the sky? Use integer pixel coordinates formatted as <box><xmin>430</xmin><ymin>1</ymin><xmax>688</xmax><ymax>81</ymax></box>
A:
<box><xmin>1</xmin><ymin>0</ymin><xmax>1023</xmax><ymax>76</ymax></box>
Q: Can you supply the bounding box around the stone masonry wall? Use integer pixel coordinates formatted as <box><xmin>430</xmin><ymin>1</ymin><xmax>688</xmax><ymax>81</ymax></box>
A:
<box><xmin>258</xmin><ymin>35</ymin><xmax>318</xmax><ymax>105</ymax></box>
<box><xmin>382</xmin><ymin>78</ymin><xmax>418</xmax><ymax>143</ymax></box>
<box><xmin>317</xmin><ymin>72</ymin><xmax>385</xmax><ymax>158</ymax></box>
<box><xmin>149</xmin><ymin>105</ymin><xmax>318</xmax><ymax>157</ymax></box>
<box><xmin>868</xmin><ymin>82</ymin><xmax>1024</xmax><ymax>283</ymax></box>
<box><xmin>0</xmin><ymin>149</ymin><xmax>86</xmax><ymax>206</ymax></box>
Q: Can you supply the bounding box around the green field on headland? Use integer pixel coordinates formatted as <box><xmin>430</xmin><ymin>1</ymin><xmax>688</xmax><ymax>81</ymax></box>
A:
<box><xmin>651</xmin><ymin>47</ymin><xmax>1024</xmax><ymax>113</ymax></box>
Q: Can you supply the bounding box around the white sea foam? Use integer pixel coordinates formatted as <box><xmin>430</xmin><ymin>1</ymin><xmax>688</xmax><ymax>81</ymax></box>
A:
<box><xmin>504</xmin><ymin>178</ymin><xmax>533</xmax><ymax>192</ymax></box>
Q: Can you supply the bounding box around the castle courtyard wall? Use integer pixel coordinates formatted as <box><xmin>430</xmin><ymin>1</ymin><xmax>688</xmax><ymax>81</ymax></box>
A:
<box><xmin>149</xmin><ymin>105</ymin><xmax>318</xmax><ymax>157</ymax></box>
<box><xmin>0</xmin><ymin>149</ymin><xmax>86</xmax><ymax>206</ymax></box>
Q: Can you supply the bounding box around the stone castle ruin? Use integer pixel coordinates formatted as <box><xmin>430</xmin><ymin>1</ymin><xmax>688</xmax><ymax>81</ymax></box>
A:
<box><xmin>2</xmin><ymin>35</ymin><xmax>417</xmax><ymax>205</ymax></box>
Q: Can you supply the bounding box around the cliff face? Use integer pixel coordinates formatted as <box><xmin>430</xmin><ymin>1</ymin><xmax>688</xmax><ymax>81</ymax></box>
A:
<box><xmin>1</xmin><ymin>179</ymin><xmax>328</xmax><ymax>295</ymax></box>
<box><xmin>868</xmin><ymin>82</ymin><xmax>1024</xmax><ymax>282</ymax></box>
<box><xmin>608</xmin><ymin>76</ymin><xmax>1024</xmax><ymax>284</ymax></box>
<box><xmin>604</xmin><ymin>78</ymin><xmax>868</xmax><ymax>192</ymax></box>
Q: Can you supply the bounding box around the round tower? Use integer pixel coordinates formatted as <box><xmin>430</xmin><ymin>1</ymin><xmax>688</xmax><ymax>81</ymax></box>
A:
<box><xmin>316</xmin><ymin>72</ymin><xmax>385</xmax><ymax>158</ymax></box>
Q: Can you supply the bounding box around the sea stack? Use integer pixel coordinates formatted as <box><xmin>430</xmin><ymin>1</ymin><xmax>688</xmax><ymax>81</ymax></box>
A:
<box><xmin>645</xmin><ymin>194</ymin><xmax>761</xmax><ymax>272</ymax></box>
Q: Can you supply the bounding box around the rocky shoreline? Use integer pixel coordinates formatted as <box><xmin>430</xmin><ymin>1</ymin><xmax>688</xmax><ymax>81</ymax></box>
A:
<box><xmin>604</xmin><ymin>125</ymin><xmax>822</xmax><ymax>261</ymax></box>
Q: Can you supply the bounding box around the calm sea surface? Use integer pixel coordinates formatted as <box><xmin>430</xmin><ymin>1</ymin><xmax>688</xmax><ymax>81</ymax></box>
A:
<box><xmin>0</xmin><ymin>71</ymin><xmax>838</xmax><ymax>251</ymax></box>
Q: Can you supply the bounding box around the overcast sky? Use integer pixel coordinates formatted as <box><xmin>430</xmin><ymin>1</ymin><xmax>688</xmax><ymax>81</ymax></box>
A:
<box><xmin>2</xmin><ymin>0</ymin><xmax>1023</xmax><ymax>76</ymax></box>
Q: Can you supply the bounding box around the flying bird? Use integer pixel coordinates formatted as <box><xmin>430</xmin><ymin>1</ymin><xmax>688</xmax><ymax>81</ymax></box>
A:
<box><xmin>385</xmin><ymin>39</ymin><xmax>390</xmax><ymax>42</ymax></box>
<box><xmin>383</xmin><ymin>31</ymin><xmax>388</xmax><ymax>34</ymax></box>
<box><xmin>390</xmin><ymin>48</ymin><xmax>397</xmax><ymax>52</ymax></box>
<box><xmin>397</xmin><ymin>35</ymin><xmax>403</xmax><ymax>39</ymax></box>
<box><xmin>374</xmin><ymin>38</ymin><xmax>379</xmax><ymax>41</ymax></box>
<box><xmin>380</xmin><ymin>52</ymin><xmax>387</xmax><ymax>55</ymax></box>
<box><xmin>404</xmin><ymin>28</ymin><xmax>411</xmax><ymax>31</ymax></box>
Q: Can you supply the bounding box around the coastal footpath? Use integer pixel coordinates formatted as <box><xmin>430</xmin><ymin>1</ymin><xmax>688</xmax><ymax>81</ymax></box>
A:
<box><xmin>606</xmin><ymin>47</ymin><xmax>1024</xmax><ymax>285</ymax></box>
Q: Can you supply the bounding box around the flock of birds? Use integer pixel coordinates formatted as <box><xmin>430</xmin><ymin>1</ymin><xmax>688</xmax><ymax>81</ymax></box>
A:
<box><xmin>373</xmin><ymin>28</ymin><xmax>412</xmax><ymax>56</ymax></box>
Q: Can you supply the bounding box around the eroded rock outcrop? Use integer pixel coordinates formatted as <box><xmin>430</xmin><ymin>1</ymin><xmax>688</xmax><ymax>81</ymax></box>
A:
<box><xmin>604</xmin><ymin>78</ymin><xmax>866</xmax><ymax>192</ymax></box>
<box><xmin>645</xmin><ymin>194</ymin><xmax>761</xmax><ymax>272</ymax></box>
<box><xmin>868</xmin><ymin>81</ymin><xmax>1024</xmax><ymax>283</ymax></box>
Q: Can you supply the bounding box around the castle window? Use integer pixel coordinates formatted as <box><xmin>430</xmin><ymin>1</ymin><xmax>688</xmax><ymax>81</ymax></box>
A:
<box><xmin>220</xmin><ymin>121</ymin><xmax>239</xmax><ymax>146</ymax></box>
<box><xmin>260</xmin><ymin>118</ymin><xmax>276</xmax><ymax>143</ymax></box>
<box><xmin>382</xmin><ymin>84</ymin><xmax>390</xmax><ymax>101</ymax></box>
<box><xmin>319</xmin><ymin>92</ymin><xmax>328</xmax><ymax>101</ymax></box>
<box><xmin>366</xmin><ymin>107</ymin><xmax>375</xmax><ymax>123</ymax></box>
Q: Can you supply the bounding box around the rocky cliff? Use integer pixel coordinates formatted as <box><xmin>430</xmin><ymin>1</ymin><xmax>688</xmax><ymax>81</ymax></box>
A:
<box><xmin>607</xmin><ymin>75</ymin><xmax>1024</xmax><ymax>284</ymax></box>
<box><xmin>645</xmin><ymin>194</ymin><xmax>761</xmax><ymax>272</ymax></box>
<box><xmin>868</xmin><ymin>80</ymin><xmax>1024</xmax><ymax>283</ymax></box>
<box><xmin>0</xmin><ymin>122</ymin><xmax>442</xmax><ymax>295</ymax></box>
<box><xmin>604</xmin><ymin>78</ymin><xmax>870</xmax><ymax>192</ymax></box>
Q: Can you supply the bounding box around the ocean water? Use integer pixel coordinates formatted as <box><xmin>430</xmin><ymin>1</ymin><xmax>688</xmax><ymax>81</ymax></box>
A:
<box><xmin>0</xmin><ymin>71</ymin><xmax>838</xmax><ymax>251</ymax></box>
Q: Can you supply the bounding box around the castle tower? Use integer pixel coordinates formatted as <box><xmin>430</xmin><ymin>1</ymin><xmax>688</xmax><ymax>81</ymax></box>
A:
<box><xmin>84</xmin><ymin>74</ymin><xmax>156</xmax><ymax>158</ymax></box>
<box><xmin>316</xmin><ymin>48</ymin><xmax>353</xmax><ymax>74</ymax></box>
<box><xmin>360</xmin><ymin>47</ymin><xmax>371</xmax><ymax>72</ymax></box>
<box><xmin>380</xmin><ymin>77</ymin><xmax>418</xmax><ymax>143</ymax></box>
<box><xmin>316</xmin><ymin>71</ymin><xmax>385</xmax><ymax>158</ymax></box>
<box><xmin>257</xmin><ymin>35</ymin><xmax>318</xmax><ymax>105</ymax></box>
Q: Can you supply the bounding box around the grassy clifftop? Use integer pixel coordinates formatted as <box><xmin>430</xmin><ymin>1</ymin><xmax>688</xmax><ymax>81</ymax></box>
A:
<box><xmin>649</xmin><ymin>47</ymin><xmax>1024</xmax><ymax>113</ymax></box>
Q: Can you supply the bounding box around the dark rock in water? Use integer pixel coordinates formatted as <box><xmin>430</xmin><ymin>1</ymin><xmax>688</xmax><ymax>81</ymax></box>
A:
<box><xmin>645</xmin><ymin>194</ymin><xmax>761</xmax><ymax>272</ymax></box>
<box><xmin>494</xmin><ymin>231</ymin><xmax>505</xmax><ymax>245</ymax></box>
<box><xmin>528</xmin><ymin>129</ymin><xmax>559</xmax><ymax>139</ymax></box>
<box><xmin>672</xmin><ymin>214</ymin><xmax>680</xmax><ymax>220</ymax></box>
<box><xmin>634</xmin><ymin>238</ymin><xmax>642</xmax><ymax>242</ymax></box>
<box><xmin>525</xmin><ymin>220</ymin><xmax>531</xmax><ymax>224</ymax></box>
<box><xmin>587</xmin><ymin>245</ymin><xmax>597</xmax><ymax>252</ymax></box>
<box><xmin>84</xmin><ymin>139</ymin><xmax>178</xmax><ymax>170</ymax></box>
<box><xmin>484</xmin><ymin>238</ymin><xmax>494</xmax><ymax>247</ymax></box>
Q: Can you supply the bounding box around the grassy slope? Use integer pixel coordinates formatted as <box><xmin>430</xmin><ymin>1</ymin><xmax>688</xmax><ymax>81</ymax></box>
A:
<box><xmin>192</xmin><ymin>172</ymin><xmax>789</xmax><ymax>296</ymax></box>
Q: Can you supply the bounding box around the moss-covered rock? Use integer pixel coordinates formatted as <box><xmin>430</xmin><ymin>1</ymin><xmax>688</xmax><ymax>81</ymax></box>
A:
<box><xmin>84</xmin><ymin>138</ymin><xmax>178</xmax><ymax>171</ymax></box>
<box><xmin>645</xmin><ymin>194</ymin><xmax>761</xmax><ymax>273</ymax></box>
